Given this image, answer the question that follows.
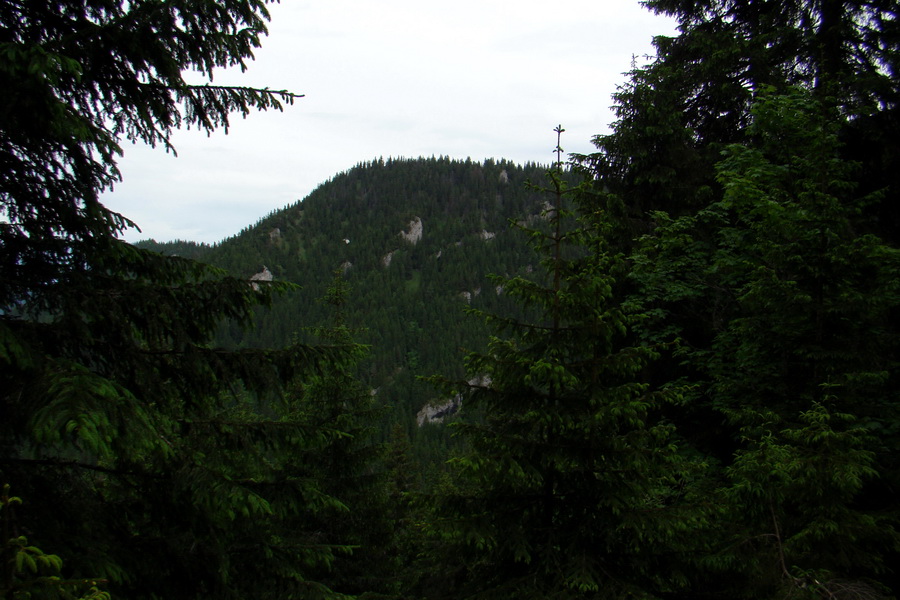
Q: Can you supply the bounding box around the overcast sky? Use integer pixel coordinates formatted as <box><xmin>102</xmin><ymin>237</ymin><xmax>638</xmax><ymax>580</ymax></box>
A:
<box><xmin>102</xmin><ymin>1</ymin><xmax>677</xmax><ymax>244</ymax></box>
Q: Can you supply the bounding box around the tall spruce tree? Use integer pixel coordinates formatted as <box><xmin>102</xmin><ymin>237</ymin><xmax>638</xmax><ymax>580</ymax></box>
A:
<box><xmin>0</xmin><ymin>1</ymin><xmax>364</xmax><ymax>598</ymax></box>
<box><xmin>578</xmin><ymin>0</ymin><xmax>900</xmax><ymax>596</ymax></box>
<box><xmin>287</xmin><ymin>271</ymin><xmax>400</xmax><ymax>598</ymax></box>
<box><xmin>427</xmin><ymin>129</ymin><xmax>700</xmax><ymax>599</ymax></box>
<box><xmin>630</xmin><ymin>88</ymin><xmax>900</xmax><ymax>598</ymax></box>
<box><xmin>583</xmin><ymin>0</ymin><xmax>900</xmax><ymax>237</ymax></box>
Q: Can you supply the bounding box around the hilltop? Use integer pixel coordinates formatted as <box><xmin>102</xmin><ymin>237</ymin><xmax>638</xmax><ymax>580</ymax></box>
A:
<box><xmin>138</xmin><ymin>156</ymin><xmax>565</xmax><ymax>440</ymax></box>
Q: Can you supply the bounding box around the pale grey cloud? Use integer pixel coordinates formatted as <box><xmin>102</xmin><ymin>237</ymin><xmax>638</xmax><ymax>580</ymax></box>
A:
<box><xmin>103</xmin><ymin>0</ymin><xmax>677</xmax><ymax>243</ymax></box>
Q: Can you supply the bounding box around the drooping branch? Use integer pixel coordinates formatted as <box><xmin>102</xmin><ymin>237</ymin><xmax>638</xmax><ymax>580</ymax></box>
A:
<box><xmin>0</xmin><ymin>457</ymin><xmax>163</xmax><ymax>479</ymax></box>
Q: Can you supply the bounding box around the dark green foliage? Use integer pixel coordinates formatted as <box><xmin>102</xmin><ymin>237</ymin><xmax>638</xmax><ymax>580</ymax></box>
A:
<box><xmin>2</xmin><ymin>485</ymin><xmax>110</xmax><ymax>600</ymax></box>
<box><xmin>135</xmin><ymin>239</ymin><xmax>214</xmax><ymax>261</ymax></box>
<box><xmin>583</xmin><ymin>0</ymin><xmax>900</xmax><ymax>238</ymax></box>
<box><xmin>0</xmin><ymin>0</ymin><xmax>300</xmax><ymax>299</ymax></box>
<box><xmin>0</xmin><ymin>0</ymin><xmax>373</xmax><ymax>598</ymax></box>
<box><xmin>1</xmin><ymin>208</ymin><xmax>360</xmax><ymax>599</ymax></box>
<box><xmin>143</xmin><ymin>157</ymin><xmax>563</xmax><ymax>440</ymax></box>
<box><xmin>701</xmin><ymin>90</ymin><xmax>899</xmax><ymax>597</ymax></box>
<box><xmin>426</xmin><ymin>133</ymin><xmax>700</xmax><ymax>599</ymax></box>
<box><xmin>5</xmin><ymin>0</ymin><xmax>897</xmax><ymax>596</ymax></box>
<box><xmin>286</xmin><ymin>272</ymin><xmax>400</xmax><ymax>598</ymax></box>
<box><xmin>644</xmin><ymin>0</ymin><xmax>899</xmax><ymax>111</ymax></box>
<box><xmin>578</xmin><ymin>0</ymin><xmax>900</xmax><ymax>594</ymax></box>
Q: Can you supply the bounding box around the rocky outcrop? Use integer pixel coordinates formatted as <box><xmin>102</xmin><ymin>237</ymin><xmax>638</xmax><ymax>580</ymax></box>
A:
<box><xmin>400</xmin><ymin>217</ymin><xmax>423</xmax><ymax>244</ymax></box>
<box><xmin>249</xmin><ymin>266</ymin><xmax>273</xmax><ymax>291</ymax></box>
<box><xmin>416</xmin><ymin>394</ymin><xmax>461</xmax><ymax>426</ymax></box>
<box><xmin>416</xmin><ymin>376</ymin><xmax>491</xmax><ymax>426</ymax></box>
<box><xmin>460</xmin><ymin>288</ymin><xmax>481</xmax><ymax>304</ymax></box>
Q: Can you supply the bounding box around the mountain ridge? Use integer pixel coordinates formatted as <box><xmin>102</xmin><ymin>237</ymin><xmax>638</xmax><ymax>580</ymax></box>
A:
<box><xmin>136</xmin><ymin>156</ymin><xmax>567</xmax><ymax>440</ymax></box>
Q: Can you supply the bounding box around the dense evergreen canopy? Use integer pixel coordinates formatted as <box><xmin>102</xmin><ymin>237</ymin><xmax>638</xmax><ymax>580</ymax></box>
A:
<box><xmin>573</xmin><ymin>0</ymin><xmax>900</xmax><ymax>597</ymax></box>
<box><xmin>424</xmin><ymin>137</ymin><xmax>701</xmax><ymax>599</ymax></box>
<box><xmin>141</xmin><ymin>156</ymin><xmax>559</xmax><ymax>449</ymax></box>
<box><xmin>3</xmin><ymin>0</ymin><xmax>900</xmax><ymax>598</ymax></box>
<box><xmin>0</xmin><ymin>1</ymin><xmax>377</xmax><ymax>598</ymax></box>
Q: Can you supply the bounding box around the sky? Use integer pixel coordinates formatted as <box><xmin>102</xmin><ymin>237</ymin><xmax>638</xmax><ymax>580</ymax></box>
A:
<box><xmin>102</xmin><ymin>1</ymin><xmax>678</xmax><ymax>244</ymax></box>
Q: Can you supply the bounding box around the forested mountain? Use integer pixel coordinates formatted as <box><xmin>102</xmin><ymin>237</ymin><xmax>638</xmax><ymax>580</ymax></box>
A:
<box><xmin>138</xmin><ymin>157</ymin><xmax>562</xmax><ymax>444</ymax></box>
<box><xmin>5</xmin><ymin>0</ymin><xmax>900</xmax><ymax>599</ymax></box>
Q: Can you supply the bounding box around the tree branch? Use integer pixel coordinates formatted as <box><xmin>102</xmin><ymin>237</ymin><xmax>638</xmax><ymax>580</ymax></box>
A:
<box><xmin>0</xmin><ymin>457</ymin><xmax>160</xmax><ymax>479</ymax></box>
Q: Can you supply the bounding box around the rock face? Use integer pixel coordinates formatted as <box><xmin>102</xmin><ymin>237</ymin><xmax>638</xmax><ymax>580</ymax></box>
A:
<box><xmin>416</xmin><ymin>376</ymin><xmax>491</xmax><ymax>426</ymax></box>
<box><xmin>416</xmin><ymin>394</ymin><xmax>462</xmax><ymax>426</ymax></box>
<box><xmin>460</xmin><ymin>288</ymin><xmax>481</xmax><ymax>304</ymax></box>
<box><xmin>249</xmin><ymin>266</ymin><xmax>273</xmax><ymax>291</ymax></box>
<box><xmin>400</xmin><ymin>217</ymin><xmax>423</xmax><ymax>244</ymax></box>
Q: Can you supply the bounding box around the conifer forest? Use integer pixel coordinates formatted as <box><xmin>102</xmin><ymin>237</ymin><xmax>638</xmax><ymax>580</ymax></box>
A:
<box><xmin>2</xmin><ymin>1</ymin><xmax>900</xmax><ymax>599</ymax></box>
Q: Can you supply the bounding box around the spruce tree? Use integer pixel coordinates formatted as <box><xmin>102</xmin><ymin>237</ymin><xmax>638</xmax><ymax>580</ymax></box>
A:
<box><xmin>584</xmin><ymin>0</ymin><xmax>900</xmax><ymax>589</ymax></box>
<box><xmin>629</xmin><ymin>87</ymin><xmax>900</xmax><ymax>599</ymax></box>
<box><xmin>288</xmin><ymin>271</ymin><xmax>400</xmax><ymax>598</ymax></box>
<box><xmin>706</xmin><ymin>90</ymin><xmax>898</xmax><ymax>598</ymax></box>
<box><xmin>582</xmin><ymin>0</ymin><xmax>900</xmax><ymax>238</ymax></box>
<box><xmin>427</xmin><ymin>129</ymin><xmax>699</xmax><ymax>599</ymax></box>
<box><xmin>0</xmin><ymin>1</ymin><xmax>364</xmax><ymax>597</ymax></box>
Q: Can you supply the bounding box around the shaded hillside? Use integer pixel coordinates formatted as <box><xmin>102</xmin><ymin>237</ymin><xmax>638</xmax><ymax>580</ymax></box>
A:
<box><xmin>139</xmin><ymin>156</ymin><xmax>560</xmax><ymax>433</ymax></box>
